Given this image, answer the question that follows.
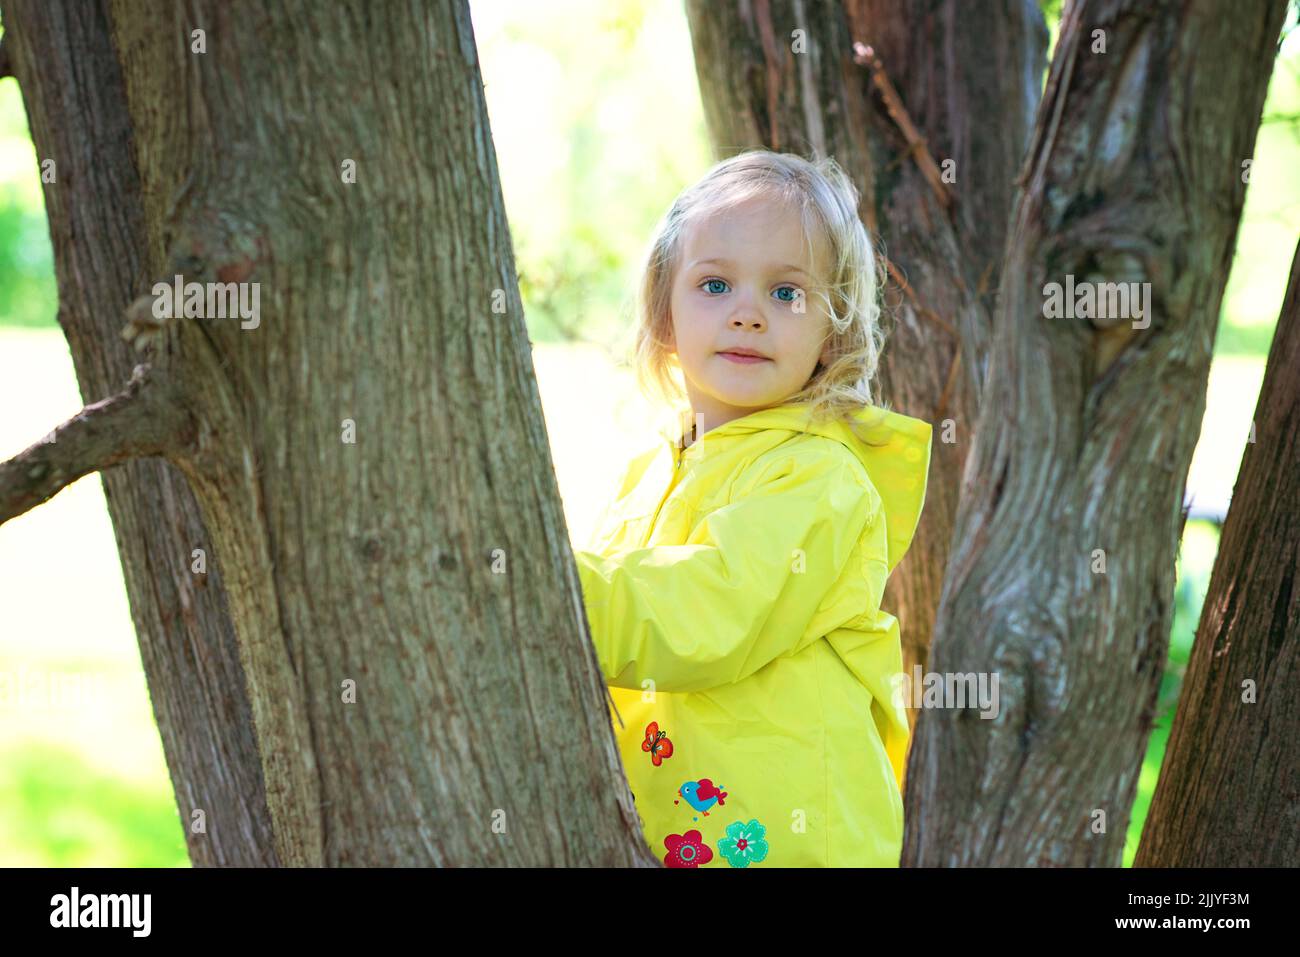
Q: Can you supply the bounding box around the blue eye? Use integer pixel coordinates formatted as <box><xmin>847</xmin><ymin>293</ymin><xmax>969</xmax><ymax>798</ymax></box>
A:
<box><xmin>701</xmin><ymin>278</ymin><xmax>729</xmax><ymax>294</ymax></box>
<box><xmin>773</xmin><ymin>285</ymin><xmax>800</xmax><ymax>304</ymax></box>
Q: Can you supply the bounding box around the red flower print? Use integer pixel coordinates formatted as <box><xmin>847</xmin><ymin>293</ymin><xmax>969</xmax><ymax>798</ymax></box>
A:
<box><xmin>663</xmin><ymin>829</ymin><xmax>714</xmax><ymax>868</ymax></box>
<box><xmin>641</xmin><ymin>721</ymin><xmax>674</xmax><ymax>766</ymax></box>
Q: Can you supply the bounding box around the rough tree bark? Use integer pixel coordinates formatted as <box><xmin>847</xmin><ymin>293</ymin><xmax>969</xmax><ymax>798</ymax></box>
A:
<box><xmin>684</xmin><ymin>0</ymin><xmax>1048</xmax><ymax>736</ymax></box>
<box><xmin>4</xmin><ymin>0</ymin><xmax>278</xmax><ymax>866</ymax></box>
<box><xmin>903</xmin><ymin>0</ymin><xmax>1287</xmax><ymax>866</ymax></box>
<box><xmin>2</xmin><ymin>0</ymin><xmax>652</xmax><ymax>866</ymax></box>
<box><xmin>1135</xmin><ymin>241</ymin><xmax>1300</xmax><ymax>867</ymax></box>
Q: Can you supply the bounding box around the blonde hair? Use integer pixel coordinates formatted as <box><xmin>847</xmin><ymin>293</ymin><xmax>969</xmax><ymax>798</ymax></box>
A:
<box><xmin>628</xmin><ymin>148</ymin><xmax>888</xmax><ymax>426</ymax></box>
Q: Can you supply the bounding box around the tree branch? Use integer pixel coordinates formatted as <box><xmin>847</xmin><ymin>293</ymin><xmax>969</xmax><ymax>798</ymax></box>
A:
<box><xmin>0</xmin><ymin>364</ymin><xmax>193</xmax><ymax>525</ymax></box>
<box><xmin>0</xmin><ymin>35</ymin><xmax>11</xmax><ymax>81</ymax></box>
<box><xmin>852</xmin><ymin>41</ymin><xmax>955</xmax><ymax>211</ymax></box>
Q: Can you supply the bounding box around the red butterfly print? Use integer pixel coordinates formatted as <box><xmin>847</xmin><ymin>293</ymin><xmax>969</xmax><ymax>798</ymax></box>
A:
<box><xmin>641</xmin><ymin>721</ymin><xmax>674</xmax><ymax>766</ymax></box>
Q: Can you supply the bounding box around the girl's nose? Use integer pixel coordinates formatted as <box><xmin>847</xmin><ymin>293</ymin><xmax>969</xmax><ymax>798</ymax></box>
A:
<box><xmin>729</xmin><ymin>301</ymin><xmax>765</xmax><ymax>330</ymax></box>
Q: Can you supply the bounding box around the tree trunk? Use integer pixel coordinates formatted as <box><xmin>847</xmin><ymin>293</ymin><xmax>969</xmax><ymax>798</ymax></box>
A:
<box><xmin>903</xmin><ymin>0</ymin><xmax>1287</xmax><ymax>866</ymax></box>
<box><xmin>1135</xmin><ymin>240</ymin><xmax>1300</xmax><ymax>867</ymax></box>
<box><xmin>5</xmin><ymin>0</ymin><xmax>278</xmax><ymax>866</ymax></box>
<box><xmin>684</xmin><ymin>0</ymin><xmax>1047</xmax><ymax>738</ymax></box>
<box><xmin>4</xmin><ymin>0</ymin><xmax>652</xmax><ymax>866</ymax></box>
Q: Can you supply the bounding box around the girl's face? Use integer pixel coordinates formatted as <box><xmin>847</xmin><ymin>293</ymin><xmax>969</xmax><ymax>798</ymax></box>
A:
<box><xmin>667</xmin><ymin>195</ymin><xmax>832</xmax><ymax>433</ymax></box>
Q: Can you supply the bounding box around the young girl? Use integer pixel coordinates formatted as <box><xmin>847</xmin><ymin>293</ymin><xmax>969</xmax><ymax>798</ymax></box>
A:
<box><xmin>573</xmin><ymin>149</ymin><xmax>931</xmax><ymax>867</ymax></box>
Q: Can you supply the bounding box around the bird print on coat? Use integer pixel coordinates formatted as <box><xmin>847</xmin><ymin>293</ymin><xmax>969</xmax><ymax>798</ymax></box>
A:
<box><xmin>677</xmin><ymin>778</ymin><xmax>728</xmax><ymax>816</ymax></box>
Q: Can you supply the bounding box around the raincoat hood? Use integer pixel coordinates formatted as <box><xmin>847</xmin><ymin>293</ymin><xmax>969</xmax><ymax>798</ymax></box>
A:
<box><xmin>659</xmin><ymin>401</ymin><xmax>932</xmax><ymax>573</ymax></box>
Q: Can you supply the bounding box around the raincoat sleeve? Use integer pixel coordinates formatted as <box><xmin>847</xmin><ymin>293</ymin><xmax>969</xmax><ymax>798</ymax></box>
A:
<box><xmin>574</xmin><ymin>448</ymin><xmax>884</xmax><ymax>693</ymax></box>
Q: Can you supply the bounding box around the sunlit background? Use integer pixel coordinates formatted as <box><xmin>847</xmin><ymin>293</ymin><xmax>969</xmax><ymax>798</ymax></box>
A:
<box><xmin>1</xmin><ymin>2</ymin><xmax>1297</xmax><ymax>866</ymax></box>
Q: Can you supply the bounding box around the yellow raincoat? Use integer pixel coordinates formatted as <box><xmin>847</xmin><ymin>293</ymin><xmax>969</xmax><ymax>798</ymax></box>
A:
<box><xmin>574</xmin><ymin>400</ymin><xmax>931</xmax><ymax>867</ymax></box>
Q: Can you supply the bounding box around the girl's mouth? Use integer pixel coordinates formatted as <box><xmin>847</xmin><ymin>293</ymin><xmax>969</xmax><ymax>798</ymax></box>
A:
<box><xmin>718</xmin><ymin>352</ymin><xmax>771</xmax><ymax>365</ymax></box>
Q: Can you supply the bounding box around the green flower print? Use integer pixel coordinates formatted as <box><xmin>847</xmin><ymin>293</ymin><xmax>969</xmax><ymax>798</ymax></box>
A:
<box><xmin>717</xmin><ymin>818</ymin><xmax>769</xmax><ymax>867</ymax></box>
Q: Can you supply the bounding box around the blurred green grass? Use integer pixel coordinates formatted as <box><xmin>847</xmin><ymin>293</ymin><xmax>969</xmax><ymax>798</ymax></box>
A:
<box><xmin>0</xmin><ymin>743</ymin><xmax>188</xmax><ymax>867</ymax></box>
<box><xmin>1</xmin><ymin>4</ymin><xmax>1296</xmax><ymax>867</ymax></box>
